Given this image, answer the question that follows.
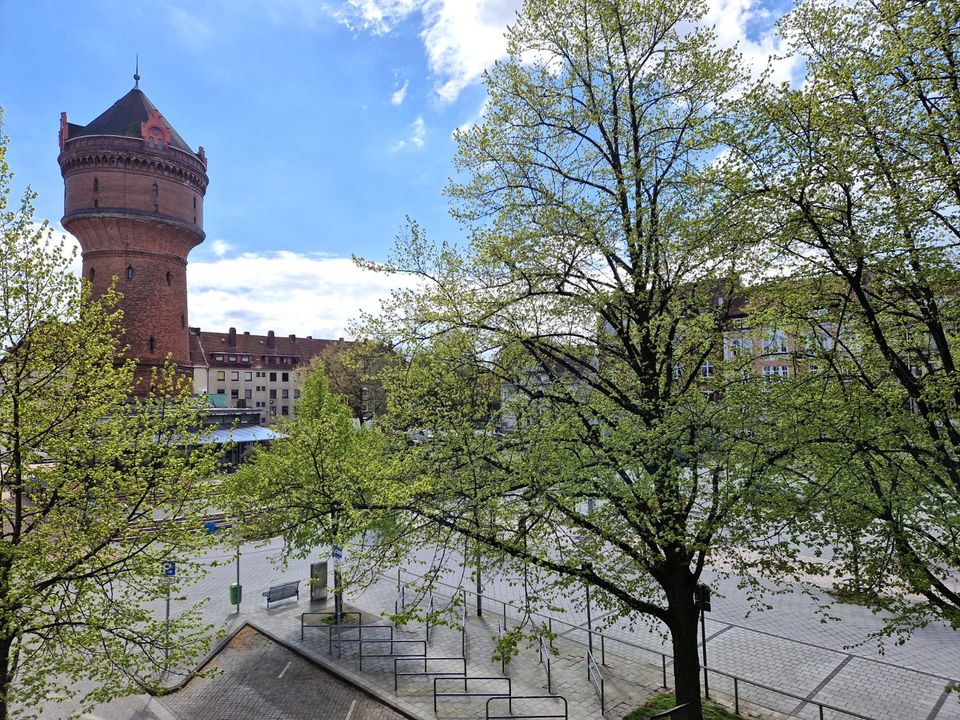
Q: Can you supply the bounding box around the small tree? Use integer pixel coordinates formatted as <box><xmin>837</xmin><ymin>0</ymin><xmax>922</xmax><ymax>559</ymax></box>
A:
<box><xmin>0</xmin><ymin>123</ymin><xmax>221</xmax><ymax>718</ymax></box>
<box><xmin>226</xmin><ymin>365</ymin><xmax>401</xmax><ymax>618</ymax></box>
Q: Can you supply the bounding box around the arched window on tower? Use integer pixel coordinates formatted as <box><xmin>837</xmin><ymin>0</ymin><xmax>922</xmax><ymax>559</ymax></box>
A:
<box><xmin>149</xmin><ymin>336</ymin><xmax>156</xmax><ymax>353</ymax></box>
<box><xmin>93</xmin><ymin>177</ymin><xmax>99</xmax><ymax>192</ymax></box>
<box><xmin>181</xmin><ymin>314</ymin><xmax>185</xmax><ymax>329</ymax></box>
<box><xmin>89</xmin><ymin>267</ymin><xmax>95</xmax><ymax>282</ymax></box>
<box><xmin>152</xmin><ymin>182</ymin><xmax>159</xmax><ymax>212</ymax></box>
<box><xmin>126</xmin><ymin>265</ymin><xmax>134</xmax><ymax>280</ymax></box>
<box><xmin>166</xmin><ymin>271</ymin><xmax>172</xmax><ymax>286</ymax></box>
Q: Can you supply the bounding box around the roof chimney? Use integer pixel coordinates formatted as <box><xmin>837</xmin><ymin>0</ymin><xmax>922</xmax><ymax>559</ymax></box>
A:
<box><xmin>244</xmin><ymin>331</ymin><xmax>250</xmax><ymax>336</ymax></box>
<box><xmin>289</xmin><ymin>334</ymin><xmax>296</xmax><ymax>341</ymax></box>
<box><xmin>228</xmin><ymin>327</ymin><xmax>237</xmax><ymax>347</ymax></box>
<box><xmin>267</xmin><ymin>330</ymin><xmax>275</xmax><ymax>349</ymax></box>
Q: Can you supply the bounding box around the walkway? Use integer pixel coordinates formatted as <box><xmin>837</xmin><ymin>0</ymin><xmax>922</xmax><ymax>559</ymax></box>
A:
<box><xmin>39</xmin><ymin>538</ymin><xmax>959</xmax><ymax>720</ymax></box>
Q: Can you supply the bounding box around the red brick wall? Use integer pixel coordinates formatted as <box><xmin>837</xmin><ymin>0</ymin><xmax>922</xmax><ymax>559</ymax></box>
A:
<box><xmin>59</xmin><ymin>135</ymin><xmax>208</xmax><ymax>393</ymax></box>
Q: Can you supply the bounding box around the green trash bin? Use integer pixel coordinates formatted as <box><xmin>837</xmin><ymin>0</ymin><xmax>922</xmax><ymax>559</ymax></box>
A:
<box><xmin>230</xmin><ymin>583</ymin><xmax>242</xmax><ymax>605</ymax></box>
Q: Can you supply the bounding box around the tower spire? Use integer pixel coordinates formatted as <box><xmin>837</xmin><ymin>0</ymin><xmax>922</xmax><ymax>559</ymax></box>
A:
<box><xmin>134</xmin><ymin>54</ymin><xmax>140</xmax><ymax>89</ymax></box>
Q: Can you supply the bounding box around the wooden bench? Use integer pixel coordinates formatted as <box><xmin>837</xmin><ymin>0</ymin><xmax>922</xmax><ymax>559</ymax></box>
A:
<box><xmin>263</xmin><ymin>581</ymin><xmax>299</xmax><ymax>608</ymax></box>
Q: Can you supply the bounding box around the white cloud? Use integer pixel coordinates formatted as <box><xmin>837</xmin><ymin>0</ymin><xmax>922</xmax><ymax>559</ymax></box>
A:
<box><xmin>391</xmin><ymin>79</ymin><xmax>410</xmax><ymax>106</ymax></box>
<box><xmin>187</xmin><ymin>250</ymin><xmax>417</xmax><ymax>339</ymax></box>
<box><xmin>210</xmin><ymin>239</ymin><xmax>232</xmax><ymax>257</ymax></box>
<box><xmin>331</xmin><ymin>0</ymin><xmax>797</xmax><ymax>103</ymax></box>
<box><xmin>703</xmin><ymin>0</ymin><xmax>799</xmax><ymax>84</ymax></box>
<box><xmin>390</xmin><ymin>115</ymin><xmax>426</xmax><ymax>152</ymax></box>
<box><xmin>332</xmin><ymin>0</ymin><xmax>522</xmax><ymax>103</ymax></box>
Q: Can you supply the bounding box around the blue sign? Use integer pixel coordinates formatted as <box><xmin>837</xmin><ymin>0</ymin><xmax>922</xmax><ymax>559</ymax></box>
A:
<box><xmin>331</xmin><ymin>548</ymin><xmax>343</xmax><ymax>561</ymax></box>
<box><xmin>162</xmin><ymin>561</ymin><xmax>176</xmax><ymax>577</ymax></box>
<box><xmin>203</xmin><ymin>521</ymin><xmax>218</xmax><ymax>534</ymax></box>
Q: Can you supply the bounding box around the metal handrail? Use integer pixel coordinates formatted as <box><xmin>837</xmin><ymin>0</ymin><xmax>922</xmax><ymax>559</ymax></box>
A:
<box><xmin>395</xmin><ymin>585</ymin><xmax>405</xmax><ymax>615</ymax></box>
<box><xmin>497</xmin><ymin>621</ymin><xmax>507</xmax><ymax>674</ymax></box>
<box><xmin>538</xmin><ymin>635</ymin><xmax>552</xmax><ymax>694</ymax></box>
<box><xmin>486</xmin><ymin>695</ymin><xmax>568</xmax><ymax>720</ymax></box>
<box><xmin>389</xmin><ymin>570</ymin><xmax>906</xmax><ymax>720</ymax></box>
<box><xmin>394</xmin><ymin>655</ymin><xmax>466</xmax><ymax>691</ymax></box>
<box><xmin>587</xmin><ymin>649</ymin><xmax>604</xmax><ymax>714</ymax></box>
<box><xmin>434</xmin><ymin>675</ymin><xmax>512</xmax><ymax>714</ymax></box>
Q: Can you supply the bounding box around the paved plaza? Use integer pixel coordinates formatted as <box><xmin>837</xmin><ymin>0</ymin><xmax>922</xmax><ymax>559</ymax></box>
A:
<box><xmin>47</xmin><ymin>538</ymin><xmax>959</xmax><ymax>720</ymax></box>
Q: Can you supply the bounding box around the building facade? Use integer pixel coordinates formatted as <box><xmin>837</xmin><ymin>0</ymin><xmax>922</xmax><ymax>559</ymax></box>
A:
<box><xmin>190</xmin><ymin>327</ymin><xmax>345</xmax><ymax>425</ymax></box>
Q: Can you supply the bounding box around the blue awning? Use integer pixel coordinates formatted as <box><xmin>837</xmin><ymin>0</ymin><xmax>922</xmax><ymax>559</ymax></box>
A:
<box><xmin>197</xmin><ymin>425</ymin><xmax>283</xmax><ymax>445</ymax></box>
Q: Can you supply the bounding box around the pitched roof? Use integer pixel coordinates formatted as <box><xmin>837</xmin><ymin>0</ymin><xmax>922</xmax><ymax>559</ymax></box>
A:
<box><xmin>189</xmin><ymin>328</ymin><xmax>348</xmax><ymax>367</ymax></box>
<box><xmin>69</xmin><ymin>87</ymin><xmax>195</xmax><ymax>154</ymax></box>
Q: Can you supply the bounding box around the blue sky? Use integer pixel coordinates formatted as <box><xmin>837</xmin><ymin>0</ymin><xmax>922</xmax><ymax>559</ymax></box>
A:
<box><xmin>0</xmin><ymin>0</ymin><xmax>792</xmax><ymax>339</ymax></box>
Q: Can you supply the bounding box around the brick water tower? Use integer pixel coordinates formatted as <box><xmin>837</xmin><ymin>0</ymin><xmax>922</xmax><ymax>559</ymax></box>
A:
<box><xmin>58</xmin><ymin>73</ymin><xmax>208</xmax><ymax>393</ymax></box>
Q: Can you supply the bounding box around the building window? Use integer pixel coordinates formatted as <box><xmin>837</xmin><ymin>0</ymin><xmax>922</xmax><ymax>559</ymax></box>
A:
<box><xmin>763</xmin><ymin>331</ymin><xmax>788</xmax><ymax>355</ymax></box>
<box><xmin>282</xmin><ymin>372</ymin><xmax>289</xmax><ymax>382</ymax></box>
<box><xmin>241</xmin><ymin>355</ymin><xmax>250</xmax><ymax>362</ymax></box>
<box><xmin>126</xmin><ymin>265</ymin><xmax>134</xmax><ymax>280</ymax></box>
<box><xmin>89</xmin><ymin>267</ymin><xmax>95</xmax><ymax>282</ymax></box>
<box><xmin>216</xmin><ymin>388</ymin><xmax>225</xmax><ymax>395</ymax></box>
<box><xmin>148</xmin><ymin>336</ymin><xmax>156</xmax><ymax>353</ymax></box>
<box><xmin>269</xmin><ymin>372</ymin><xmax>277</xmax><ymax>382</ymax></box>
<box><xmin>214</xmin><ymin>354</ymin><xmax>224</xmax><ymax>361</ymax></box>
<box><xmin>282</xmin><ymin>389</ymin><xmax>289</xmax><ymax>399</ymax></box>
<box><xmin>216</xmin><ymin>371</ymin><xmax>225</xmax><ymax>381</ymax></box>
<box><xmin>244</xmin><ymin>371</ymin><xmax>252</xmax><ymax>381</ymax></box>
<box><xmin>180</xmin><ymin>314</ymin><xmax>185</xmax><ymax>329</ymax></box>
<box><xmin>269</xmin><ymin>389</ymin><xmax>277</xmax><ymax>399</ymax></box>
<box><xmin>231</xmin><ymin>371</ymin><xmax>239</xmax><ymax>381</ymax></box>
<box><xmin>228</xmin><ymin>355</ymin><xmax>236</xmax><ymax>362</ymax></box>
<box><xmin>231</xmin><ymin>389</ymin><xmax>239</xmax><ymax>398</ymax></box>
<box><xmin>293</xmin><ymin>389</ymin><xmax>301</xmax><ymax>399</ymax></box>
<box><xmin>93</xmin><ymin>177</ymin><xmax>99</xmax><ymax>192</ymax></box>
<box><xmin>94</xmin><ymin>199</ymin><xmax>98</xmax><ymax>208</ymax></box>
<box><xmin>763</xmin><ymin>365</ymin><xmax>789</xmax><ymax>378</ymax></box>
<box><xmin>244</xmin><ymin>389</ymin><xmax>252</xmax><ymax>399</ymax></box>
<box><xmin>700</xmin><ymin>363</ymin><xmax>714</xmax><ymax>378</ymax></box>
<box><xmin>281</xmin><ymin>405</ymin><xmax>290</xmax><ymax>416</ymax></box>
<box><xmin>166</xmin><ymin>271</ymin><xmax>172</xmax><ymax>286</ymax></box>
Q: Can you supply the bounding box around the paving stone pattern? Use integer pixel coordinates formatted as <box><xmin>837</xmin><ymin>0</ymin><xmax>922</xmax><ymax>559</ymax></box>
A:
<box><xmin>160</xmin><ymin>626</ymin><xmax>407</xmax><ymax>720</ymax></box>
<box><xmin>40</xmin><ymin>538</ymin><xmax>960</xmax><ymax>720</ymax></box>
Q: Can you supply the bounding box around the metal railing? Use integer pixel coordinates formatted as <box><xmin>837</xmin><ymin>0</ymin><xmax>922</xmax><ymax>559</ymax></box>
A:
<box><xmin>388</xmin><ymin>569</ymin><xmax>914</xmax><ymax>720</ymax></box>
<box><xmin>434</xmin><ymin>675</ymin><xmax>513</xmax><ymax>714</ymax></box>
<box><xmin>486</xmin><ymin>695</ymin><xmax>568</xmax><ymax>720</ymax></box>
<box><xmin>538</xmin><ymin>635</ymin><xmax>552</xmax><ymax>694</ymax></box>
<box><xmin>497</xmin><ymin>620</ymin><xmax>507</xmax><ymax>675</ymax></box>
<box><xmin>300</xmin><ymin>610</ymin><xmax>362</xmax><ymax>641</ymax></box>
<box><xmin>586</xmin><ymin>649</ymin><xmax>605</xmax><ymax>715</ymax></box>
<box><xmin>394</xmin><ymin>655</ymin><xmax>466</xmax><ymax>691</ymax></box>
<box><xmin>395</xmin><ymin>585</ymin><xmax>405</xmax><ymax>615</ymax></box>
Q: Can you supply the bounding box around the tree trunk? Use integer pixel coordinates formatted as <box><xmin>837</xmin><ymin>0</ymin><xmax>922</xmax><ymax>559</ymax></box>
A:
<box><xmin>665</xmin><ymin>573</ymin><xmax>704</xmax><ymax>720</ymax></box>
<box><xmin>0</xmin><ymin>632</ymin><xmax>13</xmax><ymax>720</ymax></box>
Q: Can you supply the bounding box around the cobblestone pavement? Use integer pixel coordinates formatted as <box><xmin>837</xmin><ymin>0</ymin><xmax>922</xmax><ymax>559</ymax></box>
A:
<box><xmin>159</xmin><ymin>626</ymin><xmax>407</xmax><ymax>720</ymax></box>
<box><xmin>38</xmin><ymin>538</ymin><xmax>960</xmax><ymax>720</ymax></box>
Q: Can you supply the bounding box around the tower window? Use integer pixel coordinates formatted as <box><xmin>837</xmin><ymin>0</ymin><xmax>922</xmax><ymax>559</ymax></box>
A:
<box><xmin>94</xmin><ymin>199</ymin><xmax>98</xmax><ymax>208</ymax></box>
<box><xmin>180</xmin><ymin>314</ymin><xmax>185</xmax><ymax>328</ymax></box>
<box><xmin>152</xmin><ymin>182</ymin><xmax>158</xmax><ymax>199</ymax></box>
<box><xmin>93</xmin><ymin>177</ymin><xmax>99</xmax><ymax>192</ymax></box>
<box><xmin>166</xmin><ymin>271</ymin><xmax>172</xmax><ymax>286</ymax></box>
<box><xmin>193</xmin><ymin>196</ymin><xmax>197</xmax><ymax>209</ymax></box>
<box><xmin>89</xmin><ymin>268</ymin><xmax>95</xmax><ymax>282</ymax></box>
<box><xmin>148</xmin><ymin>336</ymin><xmax>156</xmax><ymax>353</ymax></box>
<box><xmin>126</xmin><ymin>265</ymin><xmax>134</xmax><ymax>280</ymax></box>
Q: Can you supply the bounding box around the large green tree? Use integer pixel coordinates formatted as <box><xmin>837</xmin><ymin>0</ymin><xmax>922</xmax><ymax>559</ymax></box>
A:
<box><xmin>0</xmin><ymin>126</ymin><xmax>221</xmax><ymax>719</ymax></box>
<box><xmin>352</xmin><ymin>1</ymin><xmax>807</xmax><ymax>716</ymax></box>
<box><xmin>729</xmin><ymin>0</ymin><xmax>960</xmax><ymax>631</ymax></box>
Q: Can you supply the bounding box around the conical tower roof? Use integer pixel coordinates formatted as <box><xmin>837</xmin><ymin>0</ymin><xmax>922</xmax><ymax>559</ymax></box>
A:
<box><xmin>68</xmin><ymin>87</ymin><xmax>196</xmax><ymax>154</ymax></box>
